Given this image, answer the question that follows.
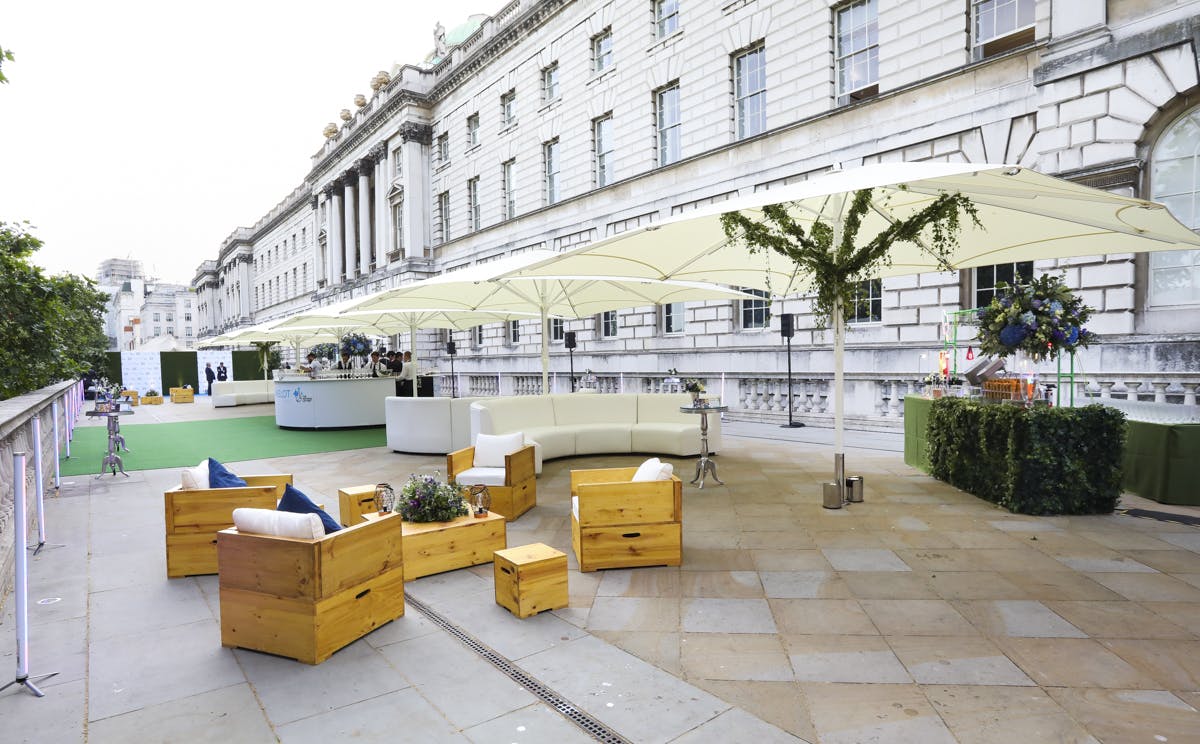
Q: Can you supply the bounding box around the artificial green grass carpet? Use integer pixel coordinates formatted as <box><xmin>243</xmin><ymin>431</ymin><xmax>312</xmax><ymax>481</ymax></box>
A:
<box><xmin>60</xmin><ymin>416</ymin><xmax>385</xmax><ymax>476</ymax></box>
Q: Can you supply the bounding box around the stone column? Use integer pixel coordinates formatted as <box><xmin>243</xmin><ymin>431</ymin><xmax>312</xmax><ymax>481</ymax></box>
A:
<box><xmin>311</xmin><ymin>193</ymin><xmax>325</xmax><ymax>286</ymax></box>
<box><xmin>372</xmin><ymin>143</ymin><xmax>392</xmax><ymax>265</ymax></box>
<box><xmin>343</xmin><ymin>174</ymin><xmax>357</xmax><ymax>280</ymax></box>
<box><xmin>399</xmin><ymin>122</ymin><xmax>432</xmax><ymax>260</ymax></box>
<box><xmin>238</xmin><ymin>257</ymin><xmax>252</xmax><ymax>319</ymax></box>
<box><xmin>357</xmin><ymin>159</ymin><xmax>373</xmax><ymax>276</ymax></box>
<box><xmin>328</xmin><ymin>185</ymin><xmax>344</xmax><ymax>283</ymax></box>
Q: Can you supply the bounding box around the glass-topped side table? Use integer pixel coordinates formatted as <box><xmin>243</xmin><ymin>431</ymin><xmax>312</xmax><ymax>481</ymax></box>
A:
<box><xmin>679</xmin><ymin>403</ymin><xmax>728</xmax><ymax>488</ymax></box>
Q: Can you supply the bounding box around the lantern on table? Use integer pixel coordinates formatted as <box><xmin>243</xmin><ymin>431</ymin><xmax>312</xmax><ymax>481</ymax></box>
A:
<box><xmin>374</xmin><ymin>483</ymin><xmax>396</xmax><ymax>514</ymax></box>
<box><xmin>468</xmin><ymin>484</ymin><xmax>491</xmax><ymax>518</ymax></box>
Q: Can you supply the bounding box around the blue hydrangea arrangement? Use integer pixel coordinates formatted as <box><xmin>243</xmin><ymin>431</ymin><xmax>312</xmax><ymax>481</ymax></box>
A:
<box><xmin>340</xmin><ymin>332</ymin><xmax>372</xmax><ymax>359</ymax></box>
<box><xmin>976</xmin><ymin>273</ymin><xmax>1094</xmax><ymax>362</ymax></box>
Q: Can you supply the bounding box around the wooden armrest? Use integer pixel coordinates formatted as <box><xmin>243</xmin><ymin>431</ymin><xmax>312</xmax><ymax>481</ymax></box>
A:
<box><xmin>447</xmin><ymin>447</ymin><xmax>475</xmax><ymax>480</ymax></box>
<box><xmin>504</xmin><ymin>445</ymin><xmax>536</xmax><ymax>485</ymax></box>
<box><xmin>242</xmin><ymin>474</ymin><xmax>293</xmax><ymax>498</ymax></box>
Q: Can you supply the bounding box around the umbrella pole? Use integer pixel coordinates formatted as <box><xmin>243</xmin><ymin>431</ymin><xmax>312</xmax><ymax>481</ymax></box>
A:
<box><xmin>410</xmin><ymin>327</ymin><xmax>418</xmax><ymax>397</ymax></box>
<box><xmin>833</xmin><ymin>296</ymin><xmax>846</xmax><ymax>503</ymax></box>
<box><xmin>541</xmin><ymin>307</ymin><xmax>550</xmax><ymax>395</ymax></box>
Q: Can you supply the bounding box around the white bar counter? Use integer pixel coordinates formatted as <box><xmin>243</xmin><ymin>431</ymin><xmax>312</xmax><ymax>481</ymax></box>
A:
<box><xmin>273</xmin><ymin>376</ymin><xmax>394</xmax><ymax>429</ymax></box>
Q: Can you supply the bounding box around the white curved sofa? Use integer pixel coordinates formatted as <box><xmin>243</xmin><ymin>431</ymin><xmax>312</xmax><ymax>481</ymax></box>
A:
<box><xmin>212</xmin><ymin>380</ymin><xmax>275</xmax><ymax>408</ymax></box>
<box><xmin>385</xmin><ymin>396</ymin><xmax>485</xmax><ymax>454</ymax></box>
<box><xmin>471</xmin><ymin>393</ymin><xmax>720</xmax><ymax>469</ymax></box>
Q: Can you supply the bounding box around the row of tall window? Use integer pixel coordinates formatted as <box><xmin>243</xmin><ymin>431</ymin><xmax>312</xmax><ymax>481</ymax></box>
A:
<box><xmin>255</xmin><ymin>228</ymin><xmax>309</xmax><ymax>273</ymax></box>
<box><xmin>255</xmin><ymin>264</ymin><xmax>309</xmax><ymax>310</ymax></box>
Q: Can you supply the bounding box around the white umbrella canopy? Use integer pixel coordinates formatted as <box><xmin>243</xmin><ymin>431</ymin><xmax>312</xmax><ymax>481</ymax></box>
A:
<box><xmin>344</xmin><ymin>250</ymin><xmax>758</xmax><ymax>393</ymax></box>
<box><xmin>507</xmin><ymin>163</ymin><xmax>1200</xmax><ymax>292</ymax></box>
<box><xmin>504</xmin><ymin>162</ymin><xmax>1200</xmax><ymax>494</ymax></box>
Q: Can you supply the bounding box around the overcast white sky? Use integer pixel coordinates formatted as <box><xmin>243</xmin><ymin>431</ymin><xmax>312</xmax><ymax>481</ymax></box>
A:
<box><xmin>1</xmin><ymin>0</ymin><xmax>489</xmax><ymax>285</ymax></box>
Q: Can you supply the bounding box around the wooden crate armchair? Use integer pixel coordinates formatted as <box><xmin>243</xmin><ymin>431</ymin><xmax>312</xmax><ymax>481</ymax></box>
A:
<box><xmin>169</xmin><ymin>387</ymin><xmax>195</xmax><ymax>403</ymax></box>
<box><xmin>570</xmin><ymin>466</ymin><xmax>682</xmax><ymax>572</ymax></box>
<box><xmin>217</xmin><ymin>513</ymin><xmax>405</xmax><ymax>665</ymax></box>
<box><xmin>164</xmin><ymin>474</ymin><xmax>292</xmax><ymax>578</ymax></box>
<box><xmin>447</xmin><ymin>443</ymin><xmax>537</xmax><ymax>521</ymax></box>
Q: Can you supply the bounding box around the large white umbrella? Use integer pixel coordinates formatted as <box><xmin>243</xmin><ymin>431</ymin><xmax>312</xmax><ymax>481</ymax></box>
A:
<box><xmin>504</xmin><ymin>162</ymin><xmax>1200</xmax><ymax>492</ymax></box>
<box><xmin>343</xmin><ymin>251</ymin><xmax>757</xmax><ymax>394</ymax></box>
<box><xmin>270</xmin><ymin>297</ymin><xmax>552</xmax><ymax>395</ymax></box>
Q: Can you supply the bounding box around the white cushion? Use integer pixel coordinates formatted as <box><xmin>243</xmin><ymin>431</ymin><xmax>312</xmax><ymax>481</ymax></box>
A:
<box><xmin>659</xmin><ymin>463</ymin><xmax>674</xmax><ymax>480</ymax></box>
<box><xmin>232</xmin><ymin>508</ymin><xmax>323</xmax><ymax>539</ymax></box>
<box><xmin>474</xmin><ymin>432</ymin><xmax>525</xmax><ymax>468</ymax></box>
<box><xmin>571</xmin><ymin>495</ymin><xmax>578</xmax><ymax>520</ymax></box>
<box><xmin>455</xmin><ymin>466</ymin><xmax>508</xmax><ymax>487</ymax></box>
<box><xmin>181</xmin><ymin>459</ymin><xmax>209</xmax><ymax>490</ymax></box>
<box><xmin>632</xmin><ymin>458</ymin><xmax>663</xmax><ymax>482</ymax></box>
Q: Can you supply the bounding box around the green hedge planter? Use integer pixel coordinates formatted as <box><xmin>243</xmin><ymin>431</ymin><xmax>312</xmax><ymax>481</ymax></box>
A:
<box><xmin>926</xmin><ymin>398</ymin><xmax>1125</xmax><ymax>515</ymax></box>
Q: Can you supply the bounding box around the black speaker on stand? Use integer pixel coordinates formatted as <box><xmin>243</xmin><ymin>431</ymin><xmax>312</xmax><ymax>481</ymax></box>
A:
<box><xmin>564</xmin><ymin>331</ymin><xmax>577</xmax><ymax>392</ymax></box>
<box><xmin>780</xmin><ymin>314</ymin><xmax>805</xmax><ymax>428</ymax></box>
<box><xmin>446</xmin><ymin>340</ymin><xmax>457</xmax><ymax>398</ymax></box>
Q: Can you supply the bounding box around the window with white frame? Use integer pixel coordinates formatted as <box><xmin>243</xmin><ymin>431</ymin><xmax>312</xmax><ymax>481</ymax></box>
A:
<box><xmin>501</xmin><ymin>159</ymin><xmax>516</xmax><ymax>219</ymax></box>
<box><xmin>592</xmin><ymin>27</ymin><xmax>613</xmax><ymax>72</ymax></box>
<box><xmin>551</xmin><ymin>317</ymin><xmax>564</xmax><ymax>341</ymax></box>
<box><xmin>508</xmin><ymin>320</ymin><xmax>520</xmax><ymax>344</ymax></box>
<box><xmin>1150</xmin><ymin>106</ymin><xmax>1200</xmax><ymax>306</ymax></box>
<box><xmin>734</xmin><ymin>44</ymin><xmax>766</xmax><ymax>139</ymax></box>
<box><xmin>501</xmin><ymin>90</ymin><xmax>517</xmax><ymax>125</ymax></box>
<box><xmin>847</xmin><ymin>279</ymin><xmax>882</xmax><ymax>323</ymax></box>
<box><xmin>467</xmin><ymin>177</ymin><xmax>480</xmax><ymax>232</ymax></box>
<box><xmin>599</xmin><ymin>310</ymin><xmax>618</xmax><ymax>338</ymax></box>
<box><xmin>153</xmin><ymin>312</ymin><xmax>160</xmax><ymax>322</ymax></box>
<box><xmin>656</xmin><ymin>83</ymin><xmax>681</xmax><ymax>166</ymax></box>
<box><xmin>471</xmin><ymin>325</ymin><xmax>484</xmax><ymax>347</ymax></box>
<box><xmin>392</xmin><ymin>204</ymin><xmax>404</xmax><ymax>251</ymax></box>
<box><xmin>467</xmin><ymin>113</ymin><xmax>480</xmax><ymax>147</ymax></box>
<box><xmin>662</xmin><ymin>302</ymin><xmax>685</xmax><ymax>334</ymax></box>
<box><xmin>594</xmin><ymin>114</ymin><xmax>614</xmax><ymax>187</ymax></box>
<box><xmin>543</xmin><ymin>139</ymin><xmax>560</xmax><ymax>205</ymax></box>
<box><xmin>972</xmin><ymin>0</ymin><xmax>1035</xmax><ymax>60</ymax></box>
<box><xmin>437</xmin><ymin>190</ymin><xmax>450</xmax><ymax>244</ymax></box>
<box><xmin>655</xmin><ymin>0</ymin><xmax>679</xmax><ymax>37</ymax></box>
<box><xmin>974</xmin><ymin>261</ymin><xmax>1033</xmax><ymax>308</ymax></box>
<box><xmin>541</xmin><ymin>62</ymin><xmax>560</xmax><ymax>102</ymax></box>
<box><xmin>436</xmin><ymin>133</ymin><xmax>449</xmax><ymax>165</ymax></box>
<box><xmin>184</xmin><ymin>312</ymin><xmax>192</xmax><ymax>322</ymax></box>
<box><xmin>835</xmin><ymin>0</ymin><xmax>878</xmax><ymax>106</ymax></box>
<box><xmin>166</xmin><ymin>312</ymin><xmax>174</xmax><ymax>322</ymax></box>
<box><xmin>392</xmin><ymin>147</ymin><xmax>403</xmax><ymax>176</ymax></box>
<box><xmin>740</xmin><ymin>288</ymin><xmax>769</xmax><ymax>329</ymax></box>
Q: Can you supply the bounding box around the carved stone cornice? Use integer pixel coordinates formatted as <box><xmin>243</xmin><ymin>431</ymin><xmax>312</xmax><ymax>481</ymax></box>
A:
<box><xmin>399</xmin><ymin>122</ymin><xmax>433</xmax><ymax>145</ymax></box>
<box><xmin>308</xmin><ymin>88</ymin><xmax>431</xmax><ymax>182</ymax></box>
<box><xmin>354</xmin><ymin>157</ymin><xmax>374</xmax><ymax>175</ymax></box>
<box><xmin>430</xmin><ymin>0</ymin><xmax>570</xmax><ymax>101</ymax></box>
<box><xmin>369</xmin><ymin>142</ymin><xmax>388</xmax><ymax>161</ymax></box>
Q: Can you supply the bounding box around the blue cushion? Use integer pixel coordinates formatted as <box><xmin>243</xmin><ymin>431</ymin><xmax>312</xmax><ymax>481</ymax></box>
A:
<box><xmin>207</xmin><ymin>458</ymin><xmax>248</xmax><ymax>488</ymax></box>
<box><xmin>276</xmin><ymin>483</ymin><xmax>341</xmax><ymax>534</ymax></box>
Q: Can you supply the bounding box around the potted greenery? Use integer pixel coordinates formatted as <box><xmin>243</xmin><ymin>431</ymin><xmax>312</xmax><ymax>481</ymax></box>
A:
<box><xmin>142</xmin><ymin>388</ymin><xmax>164</xmax><ymax>405</ymax></box>
<box><xmin>682</xmin><ymin>377</ymin><xmax>705</xmax><ymax>403</ymax></box>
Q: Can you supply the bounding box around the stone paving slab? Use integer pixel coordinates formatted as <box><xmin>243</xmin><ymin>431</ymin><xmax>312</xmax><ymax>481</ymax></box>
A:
<box><xmin>0</xmin><ymin>418</ymin><xmax>1198</xmax><ymax>742</ymax></box>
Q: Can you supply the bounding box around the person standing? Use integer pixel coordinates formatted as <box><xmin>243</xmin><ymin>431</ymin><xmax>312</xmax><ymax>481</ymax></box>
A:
<box><xmin>204</xmin><ymin>362</ymin><xmax>216</xmax><ymax>396</ymax></box>
<box><xmin>397</xmin><ymin>350</ymin><xmax>417</xmax><ymax>396</ymax></box>
<box><xmin>216</xmin><ymin>362</ymin><xmax>228</xmax><ymax>382</ymax></box>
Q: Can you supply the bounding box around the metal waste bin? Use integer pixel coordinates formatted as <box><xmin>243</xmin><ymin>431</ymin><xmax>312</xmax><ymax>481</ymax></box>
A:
<box><xmin>822</xmin><ymin>482</ymin><xmax>843</xmax><ymax>509</ymax></box>
<box><xmin>845</xmin><ymin>476</ymin><xmax>864</xmax><ymax>503</ymax></box>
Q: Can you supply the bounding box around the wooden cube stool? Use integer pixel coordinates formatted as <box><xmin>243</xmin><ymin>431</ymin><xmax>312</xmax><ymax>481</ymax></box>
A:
<box><xmin>338</xmin><ymin>484</ymin><xmax>380</xmax><ymax>527</ymax></box>
<box><xmin>493</xmin><ymin>543</ymin><xmax>567</xmax><ymax>618</ymax></box>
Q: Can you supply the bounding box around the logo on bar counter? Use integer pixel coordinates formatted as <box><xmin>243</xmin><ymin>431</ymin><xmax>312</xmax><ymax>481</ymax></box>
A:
<box><xmin>278</xmin><ymin>387</ymin><xmax>312</xmax><ymax>403</ymax></box>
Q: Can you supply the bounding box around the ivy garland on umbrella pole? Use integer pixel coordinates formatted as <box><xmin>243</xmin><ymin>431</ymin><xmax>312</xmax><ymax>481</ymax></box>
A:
<box><xmin>975</xmin><ymin>274</ymin><xmax>1095</xmax><ymax>363</ymax></box>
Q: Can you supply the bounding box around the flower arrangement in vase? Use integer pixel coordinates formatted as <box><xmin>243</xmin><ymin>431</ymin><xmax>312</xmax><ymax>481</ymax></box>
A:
<box><xmin>976</xmin><ymin>274</ymin><xmax>1095</xmax><ymax>363</ymax></box>
<box><xmin>398</xmin><ymin>472</ymin><xmax>469</xmax><ymax>523</ymax></box>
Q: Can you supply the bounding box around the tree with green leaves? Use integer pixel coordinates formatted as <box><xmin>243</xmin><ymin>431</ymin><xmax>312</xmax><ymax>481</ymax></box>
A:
<box><xmin>720</xmin><ymin>188</ymin><xmax>980</xmax><ymax>498</ymax></box>
<box><xmin>1</xmin><ymin>45</ymin><xmax>14</xmax><ymax>84</ymax></box>
<box><xmin>0</xmin><ymin>221</ymin><xmax>110</xmax><ymax>400</ymax></box>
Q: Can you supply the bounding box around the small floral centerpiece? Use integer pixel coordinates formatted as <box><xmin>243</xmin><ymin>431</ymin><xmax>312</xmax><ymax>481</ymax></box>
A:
<box><xmin>398</xmin><ymin>472</ymin><xmax>469</xmax><ymax>523</ymax></box>
<box><xmin>682</xmin><ymin>378</ymin><xmax>705</xmax><ymax>394</ymax></box>
<box><xmin>921</xmin><ymin>373</ymin><xmax>962</xmax><ymax>387</ymax></box>
<box><xmin>976</xmin><ymin>274</ymin><xmax>1095</xmax><ymax>363</ymax></box>
<box><xmin>310</xmin><ymin>342</ymin><xmax>338</xmax><ymax>360</ymax></box>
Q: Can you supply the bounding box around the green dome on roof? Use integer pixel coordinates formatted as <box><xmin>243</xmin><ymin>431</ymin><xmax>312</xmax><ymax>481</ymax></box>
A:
<box><xmin>423</xmin><ymin>14</ymin><xmax>489</xmax><ymax>64</ymax></box>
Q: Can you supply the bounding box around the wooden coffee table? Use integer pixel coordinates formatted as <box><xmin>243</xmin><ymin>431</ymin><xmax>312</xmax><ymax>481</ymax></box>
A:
<box><xmin>363</xmin><ymin>510</ymin><xmax>506</xmax><ymax>580</ymax></box>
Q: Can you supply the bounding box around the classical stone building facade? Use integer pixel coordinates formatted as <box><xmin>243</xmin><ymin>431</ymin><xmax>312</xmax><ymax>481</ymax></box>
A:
<box><xmin>194</xmin><ymin>0</ymin><xmax>1200</xmax><ymax>424</ymax></box>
